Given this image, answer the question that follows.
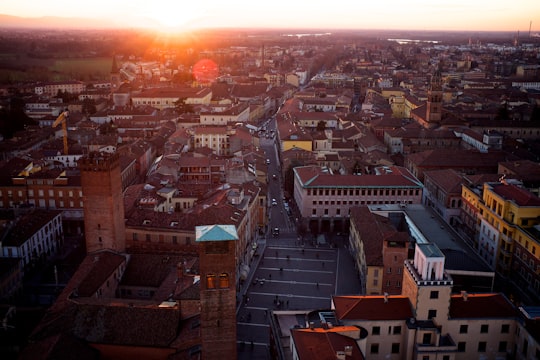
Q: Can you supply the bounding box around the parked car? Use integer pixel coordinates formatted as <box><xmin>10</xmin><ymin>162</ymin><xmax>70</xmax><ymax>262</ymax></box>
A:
<box><xmin>271</xmin><ymin>198</ymin><xmax>277</xmax><ymax>206</ymax></box>
<box><xmin>272</xmin><ymin>227</ymin><xmax>280</xmax><ymax>236</ymax></box>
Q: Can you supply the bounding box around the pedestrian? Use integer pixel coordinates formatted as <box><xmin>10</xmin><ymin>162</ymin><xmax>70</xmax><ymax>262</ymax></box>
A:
<box><xmin>322</xmin><ymin>261</ymin><xmax>325</xmax><ymax>268</ymax></box>
<box><xmin>316</xmin><ymin>282</ymin><xmax>319</xmax><ymax>288</ymax></box>
<box><xmin>269</xmin><ymin>273</ymin><xmax>272</xmax><ymax>279</ymax></box>
<box><xmin>286</xmin><ymin>300</ymin><xmax>289</xmax><ymax>307</ymax></box>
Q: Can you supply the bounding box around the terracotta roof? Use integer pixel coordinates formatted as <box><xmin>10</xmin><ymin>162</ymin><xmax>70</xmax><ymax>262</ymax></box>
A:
<box><xmin>121</xmin><ymin>254</ymin><xmax>187</xmax><ymax>287</ymax></box>
<box><xmin>77</xmin><ymin>252</ymin><xmax>127</xmax><ymax>297</ymax></box>
<box><xmin>4</xmin><ymin>210</ymin><xmax>63</xmax><ymax>247</ymax></box>
<box><xmin>333</xmin><ymin>295</ymin><xmax>413</xmax><ymax>321</ymax></box>
<box><xmin>449</xmin><ymin>293</ymin><xmax>517</xmax><ymax>319</ymax></box>
<box><xmin>490</xmin><ymin>183</ymin><xmax>540</xmax><ymax>206</ymax></box>
<box><xmin>295</xmin><ymin>165</ymin><xmax>422</xmax><ymax>188</ymax></box>
<box><xmin>406</xmin><ymin>149</ymin><xmax>514</xmax><ymax>169</ymax></box>
<box><xmin>423</xmin><ymin>169</ymin><xmax>463</xmax><ymax>194</ymax></box>
<box><xmin>70</xmin><ymin>302</ymin><xmax>181</xmax><ymax>347</ymax></box>
<box><xmin>291</xmin><ymin>327</ymin><xmax>364</xmax><ymax>360</ymax></box>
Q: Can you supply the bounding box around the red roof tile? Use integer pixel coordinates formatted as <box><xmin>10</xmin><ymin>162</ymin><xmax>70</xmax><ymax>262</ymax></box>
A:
<box><xmin>449</xmin><ymin>293</ymin><xmax>517</xmax><ymax>319</ymax></box>
<box><xmin>490</xmin><ymin>183</ymin><xmax>540</xmax><ymax>206</ymax></box>
<box><xmin>291</xmin><ymin>327</ymin><xmax>365</xmax><ymax>360</ymax></box>
<box><xmin>333</xmin><ymin>295</ymin><xmax>413</xmax><ymax>321</ymax></box>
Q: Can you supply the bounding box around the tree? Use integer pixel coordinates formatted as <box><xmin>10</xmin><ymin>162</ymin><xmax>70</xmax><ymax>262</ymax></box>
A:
<box><xmin>495</xmin><ymin>103</ymin><xmax>509</xmax><ymax>121</ymax></box>
<box><xmin>82</xmin><ymin>98</ymin><xmax>97</xmax><ymax>115</ymax></box>
<box><xmin>0</xmin><ymin>97</ymin><xmax>36</xmax><ymax>138</ymax></box>
<box><xmin>174</xmin><ymin>98</ymin><xmax>194</xmax><ymax>114</ymax></box>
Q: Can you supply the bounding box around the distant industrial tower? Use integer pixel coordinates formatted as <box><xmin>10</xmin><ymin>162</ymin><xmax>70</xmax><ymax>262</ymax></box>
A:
<box><xmin>80</xmin><ymin>152</ymin><xmax>126</xmax><ymax>253</ymax></box>
<box><xmin>425</xmin><ymin>70</ymin><xmax>443</xmax><ymax>127</ymax></box>
<box><xmin>196</xmin><ymin>225</ymin><xmax>239</xmax><ymax>360</ymax></box>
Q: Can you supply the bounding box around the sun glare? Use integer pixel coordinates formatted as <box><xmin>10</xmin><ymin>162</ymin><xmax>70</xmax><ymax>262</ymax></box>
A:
<box><xmin>144</xmin><ymin>2</ymin><xmax>207</xmax><ymax>29</ymax></box>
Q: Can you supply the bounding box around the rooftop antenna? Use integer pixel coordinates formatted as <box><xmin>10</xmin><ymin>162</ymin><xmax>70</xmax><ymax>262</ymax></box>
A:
<box><xmin>529</xmin><ymin>21</ymin><xmax>532</xmax><ymax>38</ymax></box>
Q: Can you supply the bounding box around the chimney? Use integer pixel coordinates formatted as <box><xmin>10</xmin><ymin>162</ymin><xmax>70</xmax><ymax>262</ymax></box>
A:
<box><xmin>384</xmin><ymin>292</ymin><xmax>389</xmax><ymax>303</ymax></box>
<box><xmin>461</xmin><ymin>290</ymin><xmax>468</xmax><ymax>301</ymax></box>
<box><xmin>177</xmin><ymin>262</ymin><xmax>183</xmax><ymax>279</ymax></box>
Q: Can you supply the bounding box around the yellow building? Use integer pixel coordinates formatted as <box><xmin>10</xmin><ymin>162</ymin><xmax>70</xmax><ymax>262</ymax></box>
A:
<box><xmin>461</xmin><ymin>179</ymin><xmax>540</xmax><ymax>302</ymax></box>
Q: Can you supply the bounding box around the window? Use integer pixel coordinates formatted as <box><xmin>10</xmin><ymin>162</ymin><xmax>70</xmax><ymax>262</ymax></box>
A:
<box><xmin>459</xmin><ymin>324</ymin><xmax>468</xmax><ymax>334</ymax></box>
<box><xmin>498</xmin><ymin>341</ymin><xmax>507</xmax><ymax>352</ymax></box>
<box><xmin>219</xmin><ymin>273</ymin><xmax>229</xmax><ymax>288</ymax></box>
<box><xmin>422</xmin><ymin>357</ymin><xmax>429</xmax><ymax>360</ymax></box>
<box><xmin>501</xmin><ymin>324</ymin><xmax>510</xmax><ymax>333</ymax></box>
<box><xmin>372</xmin><ymin>326</ymin><xmax>380</xmax><ymax>335</ymax></box>
<box><xmin>393</xmin><ymin>326</ymin><xmax>401</xmax><ymax>335</ymax></box>
<box><xmin>428</xmin><ymin>309</ymin><xmax>437</xmax><ymax>319</ymax></box>
<box><xmin>480</xmin><ymin>324</ymin><xmax>489</xmax><ymax>333</ymax></box>
<box><xmin>443</xmin><ymin>356</ymin><xmax>450</xmax><ymax>360</ymax></box>
<box><xmin>458</xmin><ymin>342</ymin><xmax>466</xmax><ymax>352</ymax></box>
<box><xmin>391</xmin><ymin>343</ymin><xmax>400</xmax><ymax>354</ymax></box>
<box><xmin>430</xmin><ymin>290</ymin><xmax>439</xmax><ymax>299</ymax></box>
<box><xmin>206</xmin><ymin>274</ymin><xmax>216</xmax><ymax>289</ymax></box>
<box><xmin>422</xmin><ymin>333</ymin><xmax>431</xmax><ymax>345</ymax></box>
<box><xmin>370</xmin><ymin>344</ymin><xmax>379</xmax><ymax>354</ymax></box>
<box><xmin>478</xmin><ymin>341</ymin><xmax>486</xmax><ymax>352</ymax></box>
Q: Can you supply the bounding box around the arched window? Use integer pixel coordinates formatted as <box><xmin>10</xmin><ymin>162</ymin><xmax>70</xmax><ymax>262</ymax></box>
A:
<box><xmin>219</xmin><ymin>273</ymin><xmax>229</xmax><ymax>288</ymax></box>
<box><xmin>206</xmin><ymin>274</ymin><xmax>216</xmax><ymax>289</ymax></box>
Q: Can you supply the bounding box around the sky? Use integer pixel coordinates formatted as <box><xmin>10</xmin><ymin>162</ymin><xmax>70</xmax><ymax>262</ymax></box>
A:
<box><xmin>2</xmin><ymin>0</ymin><xmax>539</xmax><ymax>32</ymax></box>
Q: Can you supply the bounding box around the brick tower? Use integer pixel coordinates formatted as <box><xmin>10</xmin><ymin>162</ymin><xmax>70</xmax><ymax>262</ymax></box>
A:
<box><xmin>425</xmin><ymin>70</ymin><xmax>443</xmax><ymax>128</ymax></box>
<box><xmin>110</xmin><ymin>55</ymin><xmax>121</xmax><ymax>92</ymax></box>
<box><xmin>196</xmin><ymin>225</ymin><xmax>238</xmax><ymax>360</ymax></box>
<box><xmin>80</xmin><ymin>152</ymin><xmax>125</xmax><ymax>253</ymax></box>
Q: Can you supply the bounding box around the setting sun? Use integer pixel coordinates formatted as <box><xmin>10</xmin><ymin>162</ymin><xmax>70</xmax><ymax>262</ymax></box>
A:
<box><xmin>142</xmin><ymin>2</ymin><xmax>207</xmax><ymax>29</ymax></box>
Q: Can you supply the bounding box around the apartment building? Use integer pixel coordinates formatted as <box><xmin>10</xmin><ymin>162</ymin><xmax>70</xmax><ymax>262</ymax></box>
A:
<box><xmin>349</xmin><ymin>206</ymin><xmax>409</xmax><ymax>295</ymax></box>
<box><xmin>130</xmin><ymin>87</ymin><xmax>212</xmax><ymax>110</ymax></box>
<box><xmin>34</xmin><ymin>81</ymin><xmax>85</xmax><ymax>97</ymax></box>
<box><xmin>331</xmin><ymin>242</ymin><xmax>528</xmax><ymax>360</ymax></box>
<box><xmin>1</xmin><ymin>209</ymin><xmax>63</xmax><ymax>271</ymax></box>
<box><xmin>272</xmin><ymin>241</ymin><xmax>538</xmax><ymax>360</ymax></box>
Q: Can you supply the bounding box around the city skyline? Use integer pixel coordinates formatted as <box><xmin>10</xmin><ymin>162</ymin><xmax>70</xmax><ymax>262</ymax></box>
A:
<box><xmin>1</xmin><ymin>0</ymin><xmax>539</xmax><ymax>33</ymax></box>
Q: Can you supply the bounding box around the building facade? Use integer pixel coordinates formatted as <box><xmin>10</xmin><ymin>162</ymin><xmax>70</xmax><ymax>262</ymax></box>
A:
<box><xmin>293</xmin><ymin>165</ymin><xmax>423</xmax><ymax>234</ymax></box>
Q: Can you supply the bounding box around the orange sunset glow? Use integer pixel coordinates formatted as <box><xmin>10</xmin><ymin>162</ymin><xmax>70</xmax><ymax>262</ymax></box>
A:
<box><xmin>1</xmin><ymin>0</ymin><xmax>539</xmax><ymax>32</ymax></box>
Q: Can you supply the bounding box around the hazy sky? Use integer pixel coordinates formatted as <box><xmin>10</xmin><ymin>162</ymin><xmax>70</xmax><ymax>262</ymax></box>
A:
<box><xmin>2</xmin><ymin>0</ymin><xmax>539</xmax><ymax>32</ymax></box>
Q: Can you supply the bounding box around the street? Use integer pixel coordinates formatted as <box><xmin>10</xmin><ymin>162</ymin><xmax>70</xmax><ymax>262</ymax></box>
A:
<box><xmin>236</xmin><ymin>117</ymin><xmax>361</xmax><ymax>359</ymax></box>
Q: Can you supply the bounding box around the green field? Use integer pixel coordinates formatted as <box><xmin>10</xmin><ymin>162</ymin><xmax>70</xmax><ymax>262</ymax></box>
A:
<box><xmin>0</xmin><ymin>55</ymin><xmax>113</xmax><ymax>83</ymax></box>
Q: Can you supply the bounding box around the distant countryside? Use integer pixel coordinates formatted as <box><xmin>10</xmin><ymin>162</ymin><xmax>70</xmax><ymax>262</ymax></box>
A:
<box><xmin>0</xmin><ymin>55</ymin><xmax>112</xmax><ymax>82</ymax></box>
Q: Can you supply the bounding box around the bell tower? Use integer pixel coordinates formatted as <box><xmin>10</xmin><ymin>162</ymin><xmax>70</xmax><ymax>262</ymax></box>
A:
<box><xmin>196</xmin><ymin>225</ymin><xmax>239</xmax><ymax>360</ymax></box>
<box><xmin>425</xmin><ymin>70</ymin><xmax>443</xmax><ymax>127</ymax></box>
<box><xmin>110</xmin><ymin>55</ymin><xmax>121</xmax><ymax>92</ymax></box>
<box><xmin>80</xmin><ymin>152</ymin><xmax>125</xmax><ymax>253</ymax></box>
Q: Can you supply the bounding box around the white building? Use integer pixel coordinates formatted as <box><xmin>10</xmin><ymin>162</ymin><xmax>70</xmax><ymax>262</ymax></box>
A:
<box><xmin>1</xmin><ymin>210</ymin><xmax>63</xmax><ymax>270</ymax></box>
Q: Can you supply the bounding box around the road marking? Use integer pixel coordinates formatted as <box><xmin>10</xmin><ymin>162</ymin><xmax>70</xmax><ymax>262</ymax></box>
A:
<box><xmin>248</xmin><ymin>292</ymin><xmax>330</xmax><ymax>300</ymax></box>
<box><xmin>237</xmin><ymin>322</ymin><xmax>270</xmax><ymax>327</ymax></box>
<box><xmin>258</xmin><ymin>267</ymin><xmax>333</xmax><ymax>274</ymax></box>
